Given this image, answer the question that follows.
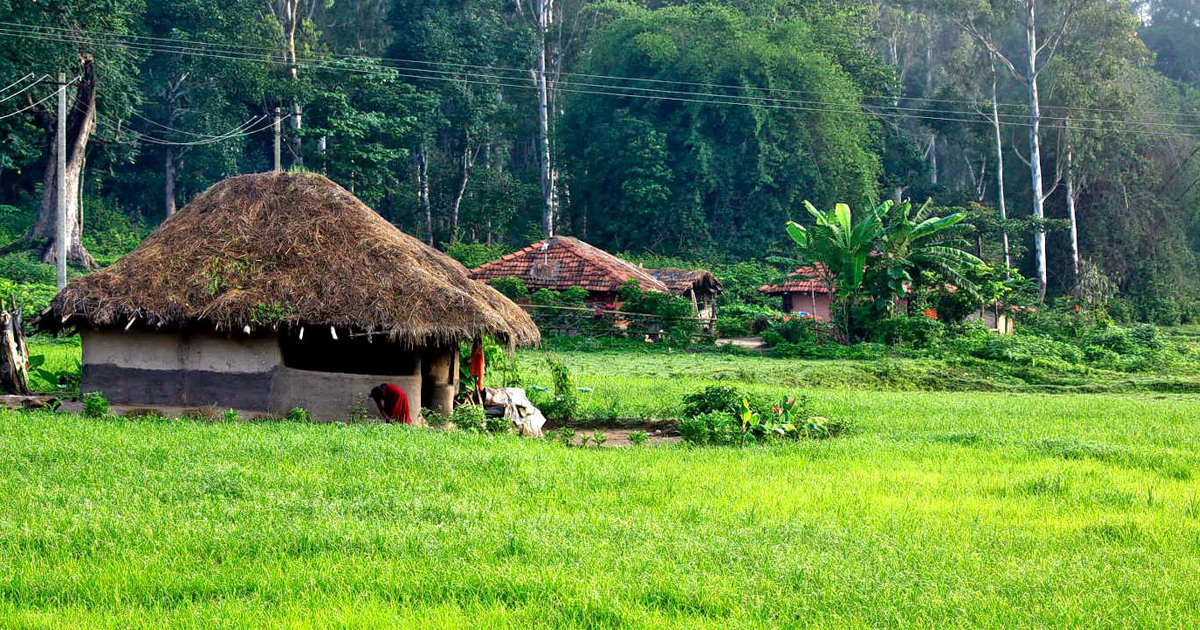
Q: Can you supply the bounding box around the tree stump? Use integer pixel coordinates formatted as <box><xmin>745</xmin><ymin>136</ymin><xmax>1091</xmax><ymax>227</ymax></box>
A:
<box><xmin>0</xmin><ymin>303</ymin><xmax>31</xmax><ymax>395</ymax></box>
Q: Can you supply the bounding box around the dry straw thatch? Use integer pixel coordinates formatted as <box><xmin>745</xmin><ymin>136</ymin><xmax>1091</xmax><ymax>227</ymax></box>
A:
<box><xmin>38</xmin><ymin>172</ymin><xmax>540</xmax><ymax>347</ymax></box>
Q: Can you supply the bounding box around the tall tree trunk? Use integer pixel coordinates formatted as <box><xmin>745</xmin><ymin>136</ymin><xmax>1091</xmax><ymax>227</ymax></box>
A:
<box><xmin>27</xmin><ymin>57</ymin><xmax>97</xmax><ymax>269</ymax></box>
<box><xmin>990</xmin><ymin>55</ymin><xmax>1011</xmax><ymax>272</ymax></box>
<box><xmin>1024</xmin><ymin>1</ymin><xmax>1048</xmax><ymax>298</ymax></box>
<box><xmin>1065</xmin><ymin>120</ymin><xmax>1080</xmax><ymax>283</ymax></box>
<box><xmin>449</xmin><ymin>143</ymin><xmax>476</xmax><ymax>243</ymax></box>
<box><xmin>164</xmin><ymin>147</ymin><xmax>177</xmax><ymax>218</ymax></box>
<box><xmin>417</xmin><ymin>145</ymin><xmax>432</xmax><ymax>246</ymax></box>
<box><xmin>532</xmin><ymin>0</ymin><xmax>556</xmax><ymax>237</ymax></box>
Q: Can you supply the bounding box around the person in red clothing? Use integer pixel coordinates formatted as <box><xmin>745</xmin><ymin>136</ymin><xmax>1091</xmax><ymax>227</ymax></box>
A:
<box><xmin>469</xmin><ymin>338</ymin><xmax>486</xmax><ymax>404</ymax></box>
<box><xmin>369</xmin><ymin>383</ymin><xmax>412</xmax><ymax>424</ymax></box>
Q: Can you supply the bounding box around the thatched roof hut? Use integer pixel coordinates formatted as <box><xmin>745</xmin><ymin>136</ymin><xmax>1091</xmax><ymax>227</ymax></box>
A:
<box><xmin>38</xmin><ymin>172</ymin><xmax>538</xmax><ymax>419</ymax></box>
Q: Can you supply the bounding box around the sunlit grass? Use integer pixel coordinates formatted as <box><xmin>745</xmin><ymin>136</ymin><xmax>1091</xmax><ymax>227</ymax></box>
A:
<box><xmin>2</xmin><ymin>390</ymin><xmax>1200</xmax><ymax>627</ymax></box>
<box><xmin>7</xmin><ymin>337</ymin><xmax>1200</xmax><ymax>627</ymax></box>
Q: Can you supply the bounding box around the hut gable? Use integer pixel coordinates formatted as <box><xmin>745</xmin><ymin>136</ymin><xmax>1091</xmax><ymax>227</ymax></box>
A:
<box><xmin>758</xmin><ymin>263</ymin><xmax>835</xmax><ymax>295</ymax></box>
<box><xmin>37</xmin><ymin>172</ymin><xmax>539</xmax><ymax>347</ymax></box>
<box><xmin>648</xmin><ymin>268</ymin><xmax>722</xmax><ymax>297</ymax></box>
<box><xmin>469</xmin><ymin>236</ymin><xmax>671</xmax><ymax>294</ymax></box>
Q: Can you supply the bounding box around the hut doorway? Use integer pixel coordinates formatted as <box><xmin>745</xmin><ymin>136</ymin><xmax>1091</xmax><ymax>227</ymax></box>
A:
<box><xmin>279</xmin><ymin>332</ymin><xmax>419</xmax><ymax>376</ymax></box>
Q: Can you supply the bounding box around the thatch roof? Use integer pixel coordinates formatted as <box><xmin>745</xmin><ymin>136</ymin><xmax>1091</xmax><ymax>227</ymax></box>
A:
<box><xmin>37</xmin><ymin>172</ymin><xmax>539</xmax><ymax>347</ymax></box>
<box><xmin>469</xmin><ymin>236</ymin><xmax>671</xmax><ymax>293</ymax></box>
<box><xmin>647</xmin><ymin>268</ymin><xmax>722</xmax><ymax>296</ymax></box>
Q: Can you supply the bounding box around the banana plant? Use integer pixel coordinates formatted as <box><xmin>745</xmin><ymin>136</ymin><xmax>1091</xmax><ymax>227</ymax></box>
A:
<box><xmin>786</xmin><ymin>200</ymin><xmax>885</xmax><ymax>338</ymax></box>
<box><xmin>874</xmin><ymin>200</ymin><xmax>983</xmax><ymax>315</ymax></box>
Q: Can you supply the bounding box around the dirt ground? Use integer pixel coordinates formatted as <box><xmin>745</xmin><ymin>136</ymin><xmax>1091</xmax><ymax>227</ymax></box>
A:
<box><xmin>29</xmin><ymin>399</ymin><xmax>680</xmax><ymax>447</ymax></box>
<box><xmin>715</xmin><ymin>336</ymin><xmax>766</xmax><ymax>351</ymax></box>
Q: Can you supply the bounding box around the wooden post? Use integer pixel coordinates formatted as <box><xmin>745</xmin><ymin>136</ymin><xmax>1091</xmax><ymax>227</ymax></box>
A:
<box><xmin>0</xmin><ymin>298</ymin><xmax>31</xmax><ymax>395</ymax></box>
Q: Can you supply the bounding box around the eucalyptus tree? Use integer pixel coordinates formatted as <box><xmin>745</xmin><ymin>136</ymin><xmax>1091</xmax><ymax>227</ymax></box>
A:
<box><xmin>941</xmin><ymin>0</ymin><xmax>1088</xmax><ymax>298</ymax></box>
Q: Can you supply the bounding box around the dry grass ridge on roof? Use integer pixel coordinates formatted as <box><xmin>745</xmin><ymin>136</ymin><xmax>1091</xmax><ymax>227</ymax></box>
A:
<box><xmin>38</xmin><ymin>171</ymin><xmax>539</xmax><ymax>347</ymax></box>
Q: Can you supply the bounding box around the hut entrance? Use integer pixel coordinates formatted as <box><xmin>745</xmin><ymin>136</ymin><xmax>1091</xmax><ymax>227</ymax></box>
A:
<box><xmin>280</xmin><ymin>332</ymin><xmax>419</xmax><ymax>376</ymax></box>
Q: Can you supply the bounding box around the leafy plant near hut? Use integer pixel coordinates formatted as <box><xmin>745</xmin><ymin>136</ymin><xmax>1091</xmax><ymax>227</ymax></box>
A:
<box><xmin>542</xmin><ymin>354</ymin><xmax>580</xmax><ymax>421</ymax></box>
<box><xmin>422</xmin><ymin>408</ymin><xmax>451</xmax><ymax>429</ymax></box>
<box><xmin>452</xmin><ymin>404</ymin><xmax>486</xmax><ymax>433</ymax></box>
<box><xmin>81</xmin><ymin>392</ymin><xmax>109</xmax><ymax>418</ymax></box>
<box><xmin>628</xmin><ymin>430</ymin><xmax>649</xmax><ymax>447</ymax></box>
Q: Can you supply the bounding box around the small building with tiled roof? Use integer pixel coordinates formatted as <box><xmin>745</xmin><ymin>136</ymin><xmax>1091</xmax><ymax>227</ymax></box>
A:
<box><xmin>758</xmin><ymin>263</ymin><xmax>835</xmax><ymax>320</ymax></box>
<box><xmin>469</xmin><ymin>236</ymin><xmax>722</xmax><ymax>323</ymax></box>
<box><xmin>469</xmin><ymin>236</ymin><xmax>669</xmax><ymax>297</ymax></box>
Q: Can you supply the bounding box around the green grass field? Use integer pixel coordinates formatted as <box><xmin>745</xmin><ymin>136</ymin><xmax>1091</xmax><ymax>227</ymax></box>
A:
<box><xmin>3</xmin><ymin>339</ymin><xmax>1200</xmax><ymax>627</ymax></box>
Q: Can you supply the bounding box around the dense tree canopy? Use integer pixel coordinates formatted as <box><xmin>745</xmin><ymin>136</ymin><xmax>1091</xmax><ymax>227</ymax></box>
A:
<box><xmin>0</xmin><ymin>0</ymin><xmax>1198</xmax><ymax>315</ymax></box>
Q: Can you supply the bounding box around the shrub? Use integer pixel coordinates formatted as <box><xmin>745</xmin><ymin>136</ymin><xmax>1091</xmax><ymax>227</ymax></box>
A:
<box><xmin>286</xmin><ymin>407</ymin><xmax>311</xmax><ymax>423</ymax></box>
<box><xmin>589</xmin><ymin>431</ymin><xmax>608</xmax><ymax>447</ymax></box>
<box><xmin>483</xmin><ymin>414</ymin><xmax>510</xmax><ymax>433</ymax></box>
<box><xmin>222</xmin><ymin>409</ymin><xmax>241</xmax><ymax>423</ymax></box>
<box><xmin>678</xmin><ymin>413</ymin><xmax>715</xmax><ymax>445</ymax></box>
<box><xmin>548</xmin><ymin>427</ymin><xmax>576</xmax><ymax>445</ymax></box>
<box><xmin>762</xmin><ymin>316</ymin><xmax>821</xmax><ymax>346</ymax></box>
<box><xmin>870</xmin><ymin>316</ymin><xmax>946</xmax><ymax>348</ymax></box>
<box><xmin>82</xmin><ymin>391</ymin><xmax>109</xmax><ymax>418</ymax></box>
<box><xmin>488</xmin><ymin>277</ymin><xmax>528</xmax><ymax>301</ymax></box>
<box><xmin>346</xmin><ymin>403</ymin><xmax>371</xmax><ymax>423</ymax></box>
<box><xmin>452</xmin><ymin>404</ymin><xmax>486</xmax><ymax>433</ymax></box>
<box><xmin>0</xmin><ymin>252</ymin><xmax>57</xmax><ymax>284</ymax></box>
<box><xmin>1128</xmin><ymin>324</ymin><xmax>1161</xmax><ymax>350</ymax></box>
<box><xmin>629</xmin><ymin>430</ymin><xmax>649</xmax><ymax>447</ymax></box>
<box><xmin>679</xmin><ymin>385</ymin><xmax>743</xmax><ymax>419</ymax></box>
<box><xmin>444</xmin><ymin>241</ymin><xmax>512</xmax><ymax>269</ymax></box>
<box><xmin>422</xmin><ymin>407</ymin><xmax>451</xmax><ymax>428</ymax></box>
<box><xmin>543</xmin><ymin>354</ymin><xmax>580</xmax><ymax>421</ymax></box>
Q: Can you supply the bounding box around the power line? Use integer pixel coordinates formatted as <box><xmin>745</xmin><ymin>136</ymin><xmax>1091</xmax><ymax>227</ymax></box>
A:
<box><xmin>0</xmin><ymin>73</ymin><xmax>49</xmax><ymax>105</ymax></box>
<box><xmin>3</xmin><ymin>27</ymin><xmax>1199</xmax><ymax>139</ymax></box>
<box><xmin>0</xmin><ymin>77</ymin><xmax>77</xmax><ymax>121</ymax></box>
<box><xmin>7</xmin><ymin>20</ymin><xmax>1199</xmax><ymax>122</ymax></box>
<box><xmin>0</xmin><ymin>73</ymin><xmax>35</xmax><ymax>94</ymax></box>
<box><xmin>5</xmin><ymin>25</ymin><xmax>1196</xmax><ymax>132</ymax></box>
<box><xmin>98</xmin><ymin>114</ymin><xmax>273</xmax><ymax>146</ymax></box>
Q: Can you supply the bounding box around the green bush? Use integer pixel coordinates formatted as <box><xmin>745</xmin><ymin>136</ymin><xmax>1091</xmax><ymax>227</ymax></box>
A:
<box><xmin>82</xmin><ymin>391</ymin><xmax>109</xmax><ymax>418</ymax></box>
<box><xmin>543</xmin><ymin>353</ymin><xmax>580</xmax><ymax>421</ymax></box>
<box><xmin>285</xmin><ymin>407</ymin><xmax>310</xmax><ymax>423</ymax></box>
<box><xmin>222</xmin><ymin>409</ymin><xmax>241</xmax><ymax>422</ymax></box>
<box><xmin>443</xmin><ymin>242</ymin><xmax>512</xmax><ymax>270</ymax></box>
<box><xmin>870</xmin><ymin>316</ymin><xmax>946</xmax><ymax>348</ymax></box>
<box><xmin>452</xmin><ymin>404</ymin><xmax>486</xmax><ymax>433</ymax></box>
<box><xmin>422</xmin><ymin>407</ymin><xmax>451</xmax><ymax>428</ymax></box>
<box><xmin>629</xmin><ymin>430</ymin><xmax>649</xmax><ymax>446</ymax></box>
<box><xmin>0</xmin><ymin>252</ymin><xmax>57</xmax><ymax>284</ymax></box>
<box><xmin>679</xmin><ymin>385</ymin><xmax>743</xmax><ymax>419</ymax></box>
<box><xmin>488</xmin><ymin>277</ymin><xmax>528</xmax><ymax>301</ymax></box>
<box><xmin>761</xmin><ymin>316</ymin><xmax>821</xmax><ymax>347</ymax></box>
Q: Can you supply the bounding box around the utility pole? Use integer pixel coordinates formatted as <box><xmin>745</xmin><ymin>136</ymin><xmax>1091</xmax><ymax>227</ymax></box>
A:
<box><xmin>273</xmin><ymin>107</ymin><xmax>282</xmax><ymax>172</ymax></box>
<box><xmin>55</xmin><ymin>73</ymin><xmax>67</xmax><ymax>291</ymax></box>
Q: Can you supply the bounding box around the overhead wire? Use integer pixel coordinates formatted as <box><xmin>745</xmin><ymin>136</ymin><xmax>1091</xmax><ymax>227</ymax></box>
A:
<box><xmin>0</xmin><ymin>25</ymin><xmax>1186</xmax><ymax>131</ymax></box>
<box><xmin>3</xmin><ymin>25</ymin><xmax>1198</xmax><ymax>139</ymax></box>
<box><xmin>0</xmin><ymin>73</ymin><xmax>49</xmax><ymax>104</ymax></box>
<box><xmin>6</xmin><ymin>19</ymin><xmax>1199</xmax><ymax>122</ymax></box>
<box><xmin>4</xmin><ymin>24</ymin><xmax>1194</xmax><ymax>132</ymax></box>
<box><xmin>98</xmin><ymin>114</ymin><xmax>272</xmax><ymax>146</ymax></box>
<box><xmin>0</xmin><ymin>72</ymin><xmax>35</xmax><ymax>95</ymax></box>
<box><xmin>0</xmin><ymin>76</ymin><xmax>78</xmax><ymax>121</ymax></box>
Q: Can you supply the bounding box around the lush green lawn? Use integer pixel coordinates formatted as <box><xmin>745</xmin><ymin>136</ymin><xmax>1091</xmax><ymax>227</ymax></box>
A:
<box><xmin>2</xmin><ymin>389</ymin><xmax>1199</xmax><ymax>628</ymax></box>
<box><xmin>6</xmin><ymin>338</ymin><xmax>1200</xmax><ymax>627</ymax></box>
